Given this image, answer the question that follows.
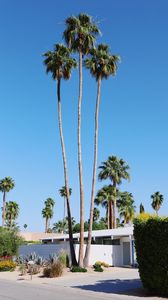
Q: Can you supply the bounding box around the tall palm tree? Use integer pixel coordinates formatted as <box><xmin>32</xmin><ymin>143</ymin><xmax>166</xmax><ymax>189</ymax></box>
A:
<box><xmin>84</xmin><ymin>44</ymin><xmax>120</xmax><ymax>266</ymax></box>
<box><xmin>95</xmin><ymin>185</ymin><xmax>119</xmax><ymax>229</ymax></box>
<box><xmin>139</xmin><ymin>203</ymin><xmax>145</xmax><ymax>214</ymax></box>
<box><xmin>98</xmin><ymin>156</ymin><xmax>130</xmax><ymax>229</ymax></box>
<box><xmin>43</xmin><ymin>44</ymin><xmax>77</xmax><ymax>265</ymax></box>
<box><xmin>0</xmin><ymin>177</ymin><xmax>15</xmax><ymax>226</ymax></box>
<box><xmin>5</xmin><ymin>201</ymin><xmax>19</xmax><ymax>229</ymax></box>
<box><xmin>117</xmin><ymin>192</ymin><xmax>136</xmax><ymax>225</ymax></box>
<box><xmin>64</xmin><ymin>13</ymin><xmax>100</xmax><ymax>267</ymax></box>
<box><xmin>59</xmin><ymin>186</ymin><xmax>72</xmax><ymax>220</ymax></box>
<box><xmin>151</xmin><ymin>191</ymin><xmax>164</xmax><ymax>215</ymax></box>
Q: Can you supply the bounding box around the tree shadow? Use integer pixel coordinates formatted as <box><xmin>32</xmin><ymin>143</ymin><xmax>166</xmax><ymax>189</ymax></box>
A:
<box><xmin>73</xmin><ymin>278</ymin><xmax>151</xmax><ymax>298</ymax></box>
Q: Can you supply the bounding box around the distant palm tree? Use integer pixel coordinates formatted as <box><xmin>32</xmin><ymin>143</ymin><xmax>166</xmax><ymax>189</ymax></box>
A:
<box><xmin>59</xmin><ymin>186</ymin><xmax>72</xmax><ymax>220</ymax></box>
<box><xmin>52</xmin><ymin>217</ymin><xmax>76</xmax><ymax>234</ymax></box>
<box><xmin>0</xmin><ymin>177</ymin><xmax>15</xmax><ymax>226</ymax></box>
<box><xmin>139</xmin><ymin>203</ymin><xmax>145</xmax><ymax>214</ymax></box>
<box><xmin>98</xmin><ymin>156</ymin><xmax>130</xmax><ymax>229</ymax></box>
<box><xmin>95</xmin><ymin>185</ymin><xmax>118</xmax><ymax>229</ymax></box>
<box><xmin>42</xmin><ymin>198</ymin><xmax>55</xmax><ymax>233</ymax></box>
<box><xmin>84</xmin><ymin>44</ymin><xmax>120</xmax><ymax>266</ymax></box>
<box><xmin>64</xmin><ymin>13</ymin><xmax>100</xmax><ymax>267</ymax></box>
<box><xmin>43</xmin><ymin>44</ymin><xmax>77</xmax><ymax>265</ymax></box>
<box><xmin>5</xmin><ymin>201</ymin><xmax>19</xmax><ymax>228</ymax></box>
<box><xmin>23</xmin><ymin>224</ymin><xmax>28</xmax><ymax>230</ymax></box>
<box><xmin>151</xmin><ymin>191</ymin><xmax>164</xmax><ymax>215</ymax></box>
<box><xmin>117</xmin><ymin>192</ymin><xmax>136</xmax><ymax>225</ymax></box>
<box><xmin>93</xmin><ymin>207</ymin><xmax>100</xmax><ymax>222</ymax></box>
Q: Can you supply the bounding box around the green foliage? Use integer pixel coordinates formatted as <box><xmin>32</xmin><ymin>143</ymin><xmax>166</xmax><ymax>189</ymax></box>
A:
<box><xmin>93</xmin><ymin>263</ymin><xmax>103</xmax><ymax>272</ymax></box>
<box><xmin>0</xmin><ymin>227</ymin><xmax>24</xmax><ymax>257</ymax></box>
<box><xmin>134</xmin><ymin>216</ymin><xmax>168</xmax><ymax>297</ymax></box>
<box><xmin>94</xmin><ymin>261</ymin><xmax>109</xmax><ymax>267</ymax></box>
<box><xmin>0</xmin><ymin>260</ymin><xmax>16</xmax><ymax>272</ymax></box>
<box><xmin>43</xmin><ymin>261</ymin><xmax>63</xmax><ymax>278</ymax></box>
<box><xmin>59</xmin><ymin>250</ymin><xmax>67</xmax><ymax>267</ymax></box>
<box><xmin>71</xmin><ymin>266</ymin><xmax>87</xmax><ymax>272</ymax></box>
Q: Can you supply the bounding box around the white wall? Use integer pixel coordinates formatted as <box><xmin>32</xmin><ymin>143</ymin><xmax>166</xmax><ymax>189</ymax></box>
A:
<box><xmin>19</xmin><ymin>243</ymin><xmax>70</xmax><ymax>259</ymax></box>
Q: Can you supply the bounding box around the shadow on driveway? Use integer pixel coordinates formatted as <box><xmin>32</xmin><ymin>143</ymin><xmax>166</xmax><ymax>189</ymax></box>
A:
<box><xmin>73</xmin><ymin>278</ymin><xmax>150</xmax><ymax>298</ymax></box>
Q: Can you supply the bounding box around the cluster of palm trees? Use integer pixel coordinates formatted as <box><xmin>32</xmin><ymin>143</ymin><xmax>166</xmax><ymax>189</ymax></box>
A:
<box><xmin>0</xmin><ymin>177</ymin><xmax>19</xmax><ymax>228</ymax></box>
<box><xmin>43</xmin><ymin>13</ymin><xmax>120</xmax><ymax>267</ymax></box>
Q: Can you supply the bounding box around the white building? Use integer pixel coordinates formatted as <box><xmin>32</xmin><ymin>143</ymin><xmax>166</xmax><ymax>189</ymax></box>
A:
<box><xmin>19</xmin><ymin>226</ymin><xmax>136</xmax><ymax>267</ymax></box>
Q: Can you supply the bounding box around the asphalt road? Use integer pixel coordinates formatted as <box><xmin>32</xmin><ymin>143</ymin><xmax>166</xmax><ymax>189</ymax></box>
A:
<box><xmin>0</xmin><ymin>269</ymin><xmax>163</xmax><ymax>300</ymax></box>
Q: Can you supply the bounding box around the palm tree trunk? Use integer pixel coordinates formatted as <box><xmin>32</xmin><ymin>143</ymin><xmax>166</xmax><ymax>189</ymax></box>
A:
<box><xmin>78</xmin><ymin>50</ymin><xmax>84</xmax><ymax>267</ymax></box>
<box><xmin>84</xmin><ymin>77</ymin><xmax>101</xmax><ymax>267</ymax></box>
<box><xmin>57</xmin><ymin>79</ymin><xmax>77</xmax><ymax>266</ymax></box>
<box><xmin>109</xmin><ymin>200</ymin><xmax>113</xmax><ymax>229</ymax></box>
<box><xmin>113</xmin><ymin>182</ymin><xmax>117</xmax><ymax>229</ymax></box>
<box><xmin>45</xmin><ymin>217</ymin><xmax>48</xmax><ymax>233</ymax></box>
<box><xmin>107</xmin><ymin>203</ymin><xmax>110</xmax><ymax>229</ymax></box>
<box><xmin>112</xmin><ymin>202</ymin><xmax>114</xmax><ymax>229</ymax></box>
<box><xmin>2</xmin><ymin>192</ymin><xmax>6</xmax><ymax>226</ymax></box>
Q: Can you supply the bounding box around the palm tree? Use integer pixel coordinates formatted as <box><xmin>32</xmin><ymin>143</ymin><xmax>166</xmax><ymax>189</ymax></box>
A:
<box><xmin>42</xmin><ymin>206</ymin><xmax>53</xmax><ymax>233</ymax></box>
<box><xmin>5</xmin><ymin>201</ymin><xmax>19</xmax><ymax>228</ymax></box>
<box><xmin>59</xmin><ymin>186</ymin><xmax>72</xmax><ymax>220</ymax></box>
<box><xmin>23</xmin><ymin>224</ymin><xmax>28</xmax><ymax>230</ymax></box>
<box><xmin>93</xmin><ymin>207</ymin><xmax>100</xmax><ymax>222</ymax></box>
<box><xmin>139</xmin><ymin>203</ymin><xmax>145</xmax><ymax>214</ymax></box>
<box><xmin>84</xmin><ymin>44</ymin><xmax>120</xmax><ymax>266</ymax></box>
<box><xmin>0</xmin><ymin>177</ymin><xmax>15</xmax><ymax>226</ymax></box>
<box><xmin>64</xmin><ymin>13</ymin><xmax>100</xmax><ymax>267</ymax></box>
<box><xmin>52</xmin><ymin>217</ymin><xmax>76</xmax><ymax>234</ymax></box>
<box><xmin>95</xmin><ymin>185</ymin><xmax>119</xmax><ymax>229</ymax></box>
<box><xmin>43</xmin><ymin>44</ymin><xmax>77</xmax><ymax>265</ymax></box>
<box><xmin>151</xmin><ymin>191</ymin><xmax>164</xmax><ymax>215</ymax></box>
<box><xmin>117</xmin><ymin>192</ymin><xmax>136</xmax><ymax>225</ymax></box>
<box><xmin>98</xmin><ymin>156</ymin><xmax>130</xmax><ymax>229</ymax></box>
<box><xmin>42</xmin><ymin>198</ymin><xmax>55</xmax><ymax>233</ymax></box>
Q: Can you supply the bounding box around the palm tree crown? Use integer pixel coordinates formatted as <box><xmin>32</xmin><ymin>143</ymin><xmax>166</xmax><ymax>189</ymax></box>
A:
<box><xmin>63</xmin><ymin>13</ymin><xmax>100</xmax><ymax>54</ymax></box>
<box><xmin>5</xmin><ymin>201</ymin><xmax>19</xmax><ymax>228</ymax></box>
<box><xmin>59</xmin><ymin>186</ymin><xmax>72</xmax><ymax>198</ymax></box>
<box><xmin>117</xmin><ymin>192</ymin><xmax>136</xmax><ymax>225</ymax></box>
<box><xmin>98</xmin><ymin>156</ymin><xmax>130</xmax><ymax>185</ymax></box>
<box><xmin>0</xmin><ymin>177</ymin><xmax>15</xmax><ymax>193</ymax></box>
<box><xmin>43</xmin><ymin>44</ymin><xmax>77</xmax><ymax>81</ymax></box>
<box><xmin>84</xmin><ymin>44</ymin><xmax>120</xmax><ymax>81</ymax></box>
<box><xmin>151</xmin><ymin>191</ymin><xmax>164</xmax><ymax>215</ymax></box>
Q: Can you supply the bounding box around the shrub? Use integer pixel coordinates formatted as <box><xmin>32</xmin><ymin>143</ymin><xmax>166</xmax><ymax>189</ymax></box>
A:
<box><xmin>0</xmin><ymin>227</ymin><xmax>24</xmax><ymax>257</ymax></box>
<box><xmin>18</xmin><ymin>264</ymin><xmax>27</xmax><ymax>276</ymax></box>
<box><xmin>93</xmin><ymin>263</ymin><xmax>103</xmax><ymax>272</ymax></box>
<box><xmin>59</xmin><ymin>250</ymin><xmax>67</xmax><ymax>267</ymax></box>
<box><xmin>43</xmin><ymin>261</ymin><xmax>63</xmax><ymax>278</ymax></box>
<box><xmin>94</xmin><ymin>261</ymin><xmax>109</xmax><ymax>268</ymax></box>
<box><xmin>71</xmin><ymin>266</ymin><xmax>87</xmax><ymax>273</ymax></box>
<box><xmin>134</xmin><ymin>215</ymin><xmax>168</xmax><ymax>297</ymax></box>
<box><xmin>0</xmin><ymin>260</ymin><xmax>16</xmax><ymax>271</ymax></box>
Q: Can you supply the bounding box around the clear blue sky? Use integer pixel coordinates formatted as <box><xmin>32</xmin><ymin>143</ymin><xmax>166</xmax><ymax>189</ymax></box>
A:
<box><xmin>0</xmin><ymin>0</ymin><xmax>168</xmax><ymax>231</ymax></box>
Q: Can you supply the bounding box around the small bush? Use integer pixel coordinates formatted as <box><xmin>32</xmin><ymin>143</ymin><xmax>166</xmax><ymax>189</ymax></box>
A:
<box><xmin>94</xmin><ymin>261</ymin><xmax>109</xmax><ymax>268</ymax></box>
<box><xmin>134</xmin><ymin>215</ymin><xmax>168</xmax><ymax>297</ymax></box>
<box><xmin>18</xmin><ymin>264</ymin><xmax>27</xmax><ymax>276</ymax></box>
<box><xmin>0</xmin><ymin>260</ymin><xmax>16</xmax><ymax>272</ymax></box>
<box><xmin>43</xmin><ymin>261</ymin><xmax>63</xmax><ymax>278</ymax></box>
<box><xmin>59</xmin><ymin>250</ymin><xmax>67</xmax><ymax>267</ymax></box>
<box><xmin>71</xmin><ymin>266</ymin><xmax>87</xmax><ymax>273</ymax></box>
<box><xmin>93</xmin><ymin>263</ymin><xmax>103</xmax><ymax>272</ymax></box>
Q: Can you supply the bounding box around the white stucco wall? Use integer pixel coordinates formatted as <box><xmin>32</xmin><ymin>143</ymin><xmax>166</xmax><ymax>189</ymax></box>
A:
<box><xmin>19</xmin><ymin>243</ymin><xmax>70</xmax><ymax>259</ymax></box>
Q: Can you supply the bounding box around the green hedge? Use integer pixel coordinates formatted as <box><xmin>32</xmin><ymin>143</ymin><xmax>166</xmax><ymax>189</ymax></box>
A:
<box><xmin>134</xmin><ymin>215</ymin><xmax>168</xmax><ymax>297</ymax></box>
<box><xmin>0</xmin><ymin>227</ymin><xmax>24</xmax><ymax>257</ymax></box>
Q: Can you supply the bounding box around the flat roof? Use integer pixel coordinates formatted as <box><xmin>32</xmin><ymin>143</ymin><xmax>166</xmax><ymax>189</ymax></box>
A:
<box><xmin>41</xmin><ymin>226</ymin><xmax>133</xmax><ymax>241</ymax></box>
